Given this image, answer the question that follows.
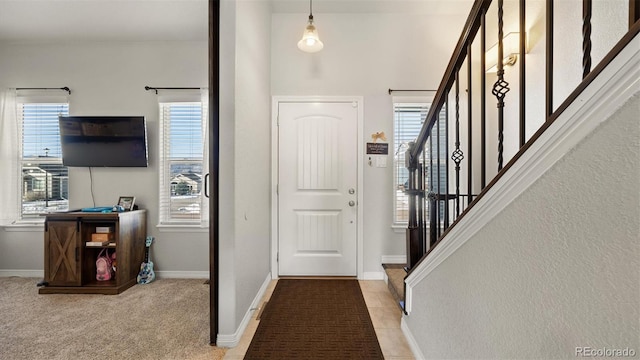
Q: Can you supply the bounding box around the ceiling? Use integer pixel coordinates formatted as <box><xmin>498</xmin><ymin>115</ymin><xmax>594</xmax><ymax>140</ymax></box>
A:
<box><xmin>272</xmin><ymin>0</ymin><xmax>473</xmax><ymax>14</ymax></box>
<box><xmin>0</xmin><ymin>0</ymin><xmax>208</xmax><ymax>42</ymax></box>
<box><xmin>0</xmin><ymin>0</ymin><xmax>472</xmax><ymax>42</ymax></box>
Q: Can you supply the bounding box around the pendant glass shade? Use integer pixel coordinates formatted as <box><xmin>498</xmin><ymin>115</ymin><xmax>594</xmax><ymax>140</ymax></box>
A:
<box><xmin>297</xmin><ymin>14</ymin><xmax>323</xmax><ymax>53</ymax></box>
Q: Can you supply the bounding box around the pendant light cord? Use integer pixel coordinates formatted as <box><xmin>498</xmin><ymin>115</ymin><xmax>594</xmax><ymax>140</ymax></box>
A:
<box><xmin>309</xmin><ymin>0</ymin><xmax>314</xmax><ymax>21</ymax></box>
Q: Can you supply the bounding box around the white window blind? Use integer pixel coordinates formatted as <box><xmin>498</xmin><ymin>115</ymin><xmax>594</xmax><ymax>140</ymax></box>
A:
<box><xmin>159</xmin><ymin>101</ymin><xmax>206</xmax><ymax>224</ymax></box>
<box><xmin>393</xmin><ymin>103</ymin><xmax>447</xmax><ymax>225</ymax></box>
<box><xmin>18</xmin><ymin>102</ymin><xmax>69</xmax><ymax>217</ymax></box>
<box><xmin>394</xmin><ymin>103</ymin><xmax>427</xmax><ymax>224</ymax></box>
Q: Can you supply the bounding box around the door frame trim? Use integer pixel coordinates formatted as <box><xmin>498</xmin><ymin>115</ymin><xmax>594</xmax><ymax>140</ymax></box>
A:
<box><xmin>271</xmin><ymin>96</ymin><xmax>364</xmax><ymax>279</ymax></box>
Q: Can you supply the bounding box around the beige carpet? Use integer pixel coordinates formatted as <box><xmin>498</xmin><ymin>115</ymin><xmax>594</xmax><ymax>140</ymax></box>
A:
<box><xmin>0</xmin><ymin>277</ymin><xmax>225</xmax><ymax>360</ymax></box>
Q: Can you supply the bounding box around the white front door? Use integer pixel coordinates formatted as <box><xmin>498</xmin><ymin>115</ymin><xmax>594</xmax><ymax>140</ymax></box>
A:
<box><xmin>278</xmin><ymin>101</ymin><xmax>358</xmax><ymax>276</ymax></box>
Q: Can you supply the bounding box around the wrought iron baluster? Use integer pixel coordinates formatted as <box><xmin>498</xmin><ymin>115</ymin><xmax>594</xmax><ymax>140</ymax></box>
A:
<box><xmin>428</xmin><ymin>190</ymin><xmax>437</xmax><ymax>248</ymax></box>
<box><xmin>435</xmin><ymin>108</ymin><xmax>442</xmax><ymax>239</ymax></box>
<box><xmin>422</xmin><ymin>151</ymin><xmax>429</xmax><ymax>250</ymax></box>
<box><xmin>405</xmin><ymin>143</ymin><xmax>422</xmax><ymax>269</ymax></box>
<box><xmin>546</xmin><ymin>0</ymin><xmax>554</xmax><ymax>119</ymax></box>
<box><xmin>492</xmin><ymin>0</ymin><xmax>510</xmax><ymax>171</ymax></box>
<box><xmin>444</xmin><ymin>98</ymin><xmax>450</xmax><ymax>230</ymax></box>
<box><xmin>467</xmin><ymin>45</ymin><xmax>473</xmax><ymax>204</ymax></box>
<box><xmin>481</xmin><ymin>8</ymin><xmax>487</xmax><ymax>189</ymax></box>
<box><xmin>429</xmin><ymin>125</ymin><xmax>435</xmax><ymax>241</ymax></box>
<box><xmin>451</xmin><ymin>73</ymin><xmax>464</xmax><ymax>217</ymax></box>
<box><xmin>519</xmin><ymin>0</ymin><xmax>526</xmax><ymax>147</ymax></box>
<box><xmin>430</xmin><ymin>131</ymin><xmax>434</xmax><ymax>197</ymax></box>
<box><xmin>631</xmin><ymin>0</ymin><xmax>640</xmax><ymax>27</ymax></box>
<box><xmin>583</xmin><ymin>0</ymin><xmax>593</xmax><ymax>79</ymax></box>
<box><xmin>417</xmin><ymin>161</ymin><xmax>424</xmax><ymax>253</ymax></box>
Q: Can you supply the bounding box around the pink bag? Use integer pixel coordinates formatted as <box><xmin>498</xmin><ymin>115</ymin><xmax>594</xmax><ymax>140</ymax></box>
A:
<box><xmin>96</xmin><ymin>249</ymin><xmax>113</xmax><ymax>281</ymax></box>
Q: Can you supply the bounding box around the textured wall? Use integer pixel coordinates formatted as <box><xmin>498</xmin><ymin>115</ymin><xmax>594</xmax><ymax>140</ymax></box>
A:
<box><xmin>406</xmin><ymin>92</ymin><xmax>639</xmax><ymax>358</ymax></box>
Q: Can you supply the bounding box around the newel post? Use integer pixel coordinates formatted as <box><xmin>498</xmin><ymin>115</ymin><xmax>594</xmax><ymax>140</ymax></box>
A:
<box><xmin>405</xmin><ymin>142</ymin><xmax>423</xmax><ymax>270</ymax></box>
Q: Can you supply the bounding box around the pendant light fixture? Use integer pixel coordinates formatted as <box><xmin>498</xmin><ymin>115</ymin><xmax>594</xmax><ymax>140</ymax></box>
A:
<box><xmin>297</xmin><ymin>0</ymin><xmax>323</xmax><ymax>53</ymax></box>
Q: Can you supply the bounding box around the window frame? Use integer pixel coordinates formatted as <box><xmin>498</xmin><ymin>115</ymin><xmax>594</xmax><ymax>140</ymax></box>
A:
<box><xmin>392</xmin><ymin>96</ymin><xmax>447</xmax><ymax>229</ymax></box>
<box><xmin>392</xmin><ymin>102</ymin><xmax>428</xmax><ymax>227</ymax></box>
<box><xmin>17</xmin><ymin>101</ymin><xmax>69</xmax><ymax>220</ymax></box>
<box><xmin>158</xmin><ymin>100</ymin><xmax>207</xmax><ymax>228</ymax></box>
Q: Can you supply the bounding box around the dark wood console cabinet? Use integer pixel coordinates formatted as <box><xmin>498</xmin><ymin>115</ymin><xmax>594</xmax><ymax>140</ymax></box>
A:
<box><xmin>40</xmin><ymin>210</ymin><xmax>147</xmax><ymax>295</ymax></box>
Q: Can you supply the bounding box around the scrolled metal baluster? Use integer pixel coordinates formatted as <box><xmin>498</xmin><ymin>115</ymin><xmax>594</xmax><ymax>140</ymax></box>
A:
<box><xmin>452</xmin><ymin>72</ymin><xmax>464</xmax><ymax>217</ymax></box>
<box><xmin>492</xmin><ymin>0</ymin><xmax>510</xmax><ymax>171</ymax></box>
<box><xmin>582</xmin><ymin>0</ymin><xmax>592</xmax><ymax>78</ymax></box>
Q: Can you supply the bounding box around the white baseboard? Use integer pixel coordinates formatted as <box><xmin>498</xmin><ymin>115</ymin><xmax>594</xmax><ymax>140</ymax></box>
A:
<box><xmin>216</xmin><ymin>272</ymin><xmax>272</xmax><ymax>348</ymax></box>
<box><xmin>155</xmin><ymin>270</ymin><xmax>209</xmax><ymax>279</ymax></box>
<box><xmin>362</xmin><ymin>256</ymin><xmax>408</xmax><ymax>281</ymax></box>
<box><xmin>0</xmin><ymin>270</ymin><xmax>44</xmax><ymax>278</ymax></box>
<box><xmin>381</xmin><ymin>255</ymin><xmax>406</xmax><ymax>264</ymax></box>
<box><xmin>361</xmin><ymin>271</ymin><xmax>384</xmax><ymax>280</ymax></box>
<box><xmin>401</xmin><ymin>316</ymin><xmax>426</xmax><ymax>360</ymax></box>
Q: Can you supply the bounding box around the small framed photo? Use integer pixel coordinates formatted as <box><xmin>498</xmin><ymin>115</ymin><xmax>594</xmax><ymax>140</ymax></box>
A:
<box><xmin>117</xmin><ymin>196</ymin><xmax>136</xmax><ymax>211</ymax></box>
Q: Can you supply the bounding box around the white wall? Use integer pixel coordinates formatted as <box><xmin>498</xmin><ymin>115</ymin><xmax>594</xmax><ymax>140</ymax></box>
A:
<box><xmin>0</xmin><ymin>41</ymin><xmax>209</xmax><ymax>276</ymax></box>
<box><xmin>217</xmin><ymin>0</ymin><xmax>273</xmax><ymax>341</ymax></box>
<box><xmin>217</xmin><ymin>0</ymin><xmax>238</xmax><ymax>338</ymax></box>
<box><xmin>271</xmin><ymin>11</ymin><xmax>469</xmax><ymax>276</ymax></box>
<box><xmin>233</xmin><ymin>0</ymin><xmax>272</xmax><ymax>330</ymax></box>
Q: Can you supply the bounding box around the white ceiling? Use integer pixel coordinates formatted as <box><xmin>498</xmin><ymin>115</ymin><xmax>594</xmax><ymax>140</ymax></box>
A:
<box><xmin>0</xmin><ymin>0</ymin><xmax>208</xmax><ymax>42</ymax></box>
<box><xmin>0</xmin><ymin>0</ymin><xmax>472</xmax><ymax>42</ymax></box>
<box><xmin>272</xmin><ymin>0</ymin><xmax>473</xmax><ymax>14</ymax></box>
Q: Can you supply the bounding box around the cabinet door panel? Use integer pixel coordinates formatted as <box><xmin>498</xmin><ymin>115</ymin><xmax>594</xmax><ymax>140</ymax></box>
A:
<box><xmin>45</xmin><ymin>221</ymin><xmax>81</xmax><ymax>286</ymax></box>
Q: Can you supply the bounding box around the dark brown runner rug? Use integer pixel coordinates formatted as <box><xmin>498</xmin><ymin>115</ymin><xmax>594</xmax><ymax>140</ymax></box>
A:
<box><xmin>244</xmin><ymin>279</ymin><xmax>384</xmax><ymax>360</ymax></box>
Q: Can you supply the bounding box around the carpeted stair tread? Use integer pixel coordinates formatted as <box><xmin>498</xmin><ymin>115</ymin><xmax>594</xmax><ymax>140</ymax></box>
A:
<box><xmin>382</xmin><ymin>264</ymin><xmax>406</xmax><ymax>310</ymax></box>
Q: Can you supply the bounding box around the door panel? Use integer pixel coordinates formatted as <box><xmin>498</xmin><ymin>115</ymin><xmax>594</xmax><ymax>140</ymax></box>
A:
<box><xmin>44</xmin><ymin>220</ymin><xmax>81</xmax><ymax>286</ymax></box>
<box><xmin>278</xmin><ymin>102</ymin><xmax>358</xmax><ymax>276</ymax></box>
<box><xmin>296</xmin><ymin>115</ymin><xmax>339</xmax><ymax>190</ymax></box>
<box><xmin>295</xmin><ymin>210</ymin><xmax>341</xmax><ymax>252</ymax></box>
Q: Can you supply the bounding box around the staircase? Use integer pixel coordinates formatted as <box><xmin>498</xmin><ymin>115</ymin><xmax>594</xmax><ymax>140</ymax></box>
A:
<box><xmin>396</xmin><ymin>1</ymin><xmax>639</xmax><ymax>358</ymax></box>
<box><xmin>401</xmin><ymin>0</ymin><xmax>640</xmax><ymax>285</ymax></box>
<box><xmin>382</xmin><ymin>264</ymin><xmax>406</xmax><ymax>310</ymax></box>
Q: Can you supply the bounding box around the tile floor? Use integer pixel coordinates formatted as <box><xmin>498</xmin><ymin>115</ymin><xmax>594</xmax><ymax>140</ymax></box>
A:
<box><xmin>223</xmin><ymin>279</ymin><xmax>415</xmax><ymax>360</ymax></box>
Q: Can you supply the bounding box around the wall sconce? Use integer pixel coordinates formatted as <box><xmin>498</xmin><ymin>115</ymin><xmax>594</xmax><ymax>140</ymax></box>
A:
<box><xmin>486</xmin><ymin>32</ymin><xmax>526</xmax><ymax>73</ymax></box>
<box><xmin>297</xmin><ymin>0</ymin><xmax>324</xmax><ymax>53</ymax></box>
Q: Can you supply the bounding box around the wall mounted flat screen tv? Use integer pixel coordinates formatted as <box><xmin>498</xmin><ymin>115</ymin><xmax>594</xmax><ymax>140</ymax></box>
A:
<box><xmin>59</xmin><ymin>116</ymin><xmax>148</xmax><ymax>167</ymax></box>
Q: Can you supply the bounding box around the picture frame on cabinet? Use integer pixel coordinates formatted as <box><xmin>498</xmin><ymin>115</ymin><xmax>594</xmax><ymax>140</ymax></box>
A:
<box><xmin>117</xmin><ymin>196</ymin><xmax>135</xmax><ymax>211</ymax></box>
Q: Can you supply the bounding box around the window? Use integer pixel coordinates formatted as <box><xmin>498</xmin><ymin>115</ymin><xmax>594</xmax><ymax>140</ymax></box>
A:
<box><xmin>159</xmin><ymin>101</ymin><xmax>207</xmax><ymax>225</ymax></box>
<box><xmin>393</xmin><ymin>103</ymin><xmax>426</xmax><ymax>225</ymax></box>
<box><xmin>393</xmin><ymin>102</ymin><xmax>446</xmax><ymax>225</ymax></box>
<box><xmin>19</xmin><ymin>102</ymin><xmax>69</xmax><ymax>218</ymax></box>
